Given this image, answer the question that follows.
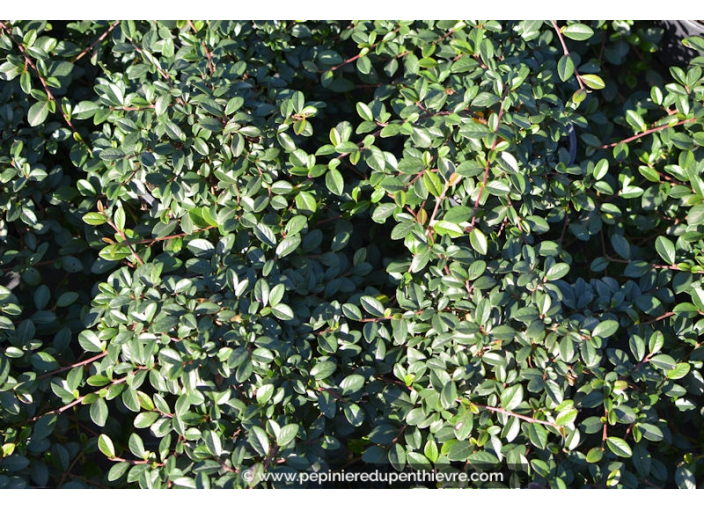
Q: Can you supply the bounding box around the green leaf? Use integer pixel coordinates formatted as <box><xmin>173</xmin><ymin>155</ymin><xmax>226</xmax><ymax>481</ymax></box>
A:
<box><xmin>592</xmin><ymin>320</ymin><xmax>619</xmax><ymax>338</ymax></box>
<box><xmin>606</xmin><ymin>437</ymin><xmax>632</xmax><ymax>458</ymax></box>
<box><xmin>108</xmin><ymin>462</ymin><xmax>129</xmax><ymax>482</ymax></box>
<box><xmin>667</xmin><ymin>362</ymin><xmax>690</xmax><ymax>380</ymax></box>
<box><xmin>340</xmin><ymin>374</ymin><xmax>365</xmax><ymax>395</ymax></box>
<box><xmin>205</xmin><ymin>430</ymin><xmax>222</xmax><ymax>457</ymax></box>
<box><xmin>555</xmin><ymin>408</ymin><xmax>578</xmax><ymax>426</ymax></box>
<box><xmin>334</xmin><ymin>303</ymin><xmax>361</xmax><ymax>323</ymax></box>
<box><xmin>625</xmin><ymin>110</ymin><xmax>647</xmax><ymax>132</ymax></box>
<box><xmin>83</xmin><ymin>212</ymin><xmax>107</xmax><ymax>225</ymax></box>
<box><xmin>295</xmin><ymin>191</ymin><xmax>317</xmax><ymax>214</ymax></box>
<box><xmin>586</xmin><ymin>447</ymin><xmax>603</xmax><ymax>463</ymax></box>
<box><xmin>356</xmin><ymin>102</ymin><xmax>373</xmax><ymax>121</ymax></box>
<box><xmin>28</xmin><ymin>101</ymin><xmax>50</xmax><ymax>126</ymax></box>
<box><xmin>276</xmin><ymin>234</ymin><xmax>301</xmax><ymax>258</ymax></box>
<box><xmin>650</xmin><ymin>354</ymin><xmax>676</xmax><ymax>371</ymax></box>
<box><xmin>561</xmin><ymin>23</ymin><xmax>594</xmax><ymax>41</ymax></box>
<box><xmin>78</xmin><ymin>330</ymin><xmax>103</xmax><ymax>353</ymax></box>
<box><xmin>593</xmin><ymin>159</ymin><xmax>609</xmax><ymax>180</ymax></box>
<box><xmin>581</xmin><ymin>74</ymin><xmax>605</xmax><ymax>90</ymax></box>
<box><xmin>256</xmin><ymin>383</ymin><xmax>275</xmax><ymax>404</ymax></box>
<box><xmin>423</xmin><ymin>171</ymin><xmax>443</xmax><ymax>197</ymax></box>
<box><xmin>134</xmin><ymin>412</ymin><xmax>159</xmax><ymax>428</ymax></box>
<box><xmin>277</xmin><ymin>131</ymin><xmax>296</xmax><ymax>152</ymax></box>
<box><xmin>325</xmin><ymin>167</ymin><xmax>344</xmax><ymax>195</ymax></box>
<box><xmin>360</xmin><ymin>295</ymin><xmax>385</xmax><ymax>317</ymax></box>
<box><xmin>433</xmin><ymin>220</ymin><xmax>464</xmax><ymax>238</ymax></box>
<box><xmin>447</xmin><ymin>441</ymin><xmax>471</xmax><ymax>461</ymax></box>
<box><xmin>276</xmin><ymin>424</ymin><xmax>299</xmax><ymax>447</ymax></box>
<box><xmin>675</xmin><ymin>464</ymin><xmax>696</xmax><ymax>489</ymax></box>
<box><xmin>249</xmin><ymin>426</ymin><xmax>270</xmax><ymax>456</ymax></box>
<box><xmin>129</xmin><ymin>433</ymin><xmax>146</xmax><ymax>459</ymax></box>
<box><xmin>164</xmin><ymin>120</ymin><xmax>185</xmax><ymax>141</ymax></box>
<box><xmin>99</xmin><ymin>243</ymin><xmax>132</xmax><ymax>261</ymax></box>
<box><xmin>424</xmin><ymin>439</ymin><xmax>439</xmax><ymax>463</ymax></box>
<box><xmin>318</xmin><ymin>391</ymin><xmax>336</xmax><ymax>418</ymax></box>
<box><xmin>271</xmin><ymin>303</ymin><xmax>294</xmax><ymax>321</ymax></box>
<box><xmin>470</xmin><ymin>228</ymin><xmax>488</xmax><ymax>255</ymax></box>
<box><xmin>528</xmin><ymin>423</ymin><xmax>548</xmax><ymax>449</ymax></box>
<box><xmin>500</xmin><ymin>385</ymin><xmax>524</xmax><ymax>411</ymax></box>
<box><xmin>311</xmin><ymin>361</ymin><xmax>337</xmax><ymax>380</ymax></box>
<box><xmin>0</xmin><ymin>455</ymin><xmax>30</xmax><ymax>472</ymax></box>
<box><xmin>98</xmin><ymin>434</ymin><xmax>116</xmax><ymax>458</ymax></box>
<box><xmin>335</xmin><ymin>141</ymin><xmax>359</xmax><ymax>154</ymax></box>
<box><xmin>485</xmin><ymin>180</ymin><xmax>511</xmax><ymax>196</ymax></box>
<box><xmin>545</xmin><ymin>262</ymin><xmax>570</xmax><ymax>281</ymax></box>
<box><xmin>460</xmin><ymin>122</ymin><xmax>491</xmax><ymax>139</ymax></box>
<box><xmin>655</xmin><ymin>236</ymin><xmax>675</xmax><ymax>265</ymax></box>
<box><xmin>90</xmin><ymin>398</ymin><xmax>108</xmax><ymax>427</ymax></box>
<box><xmin>557</xmin><ymin>55</ymin><xmax>574</xmax><ymax>82</ymax></box>
<box><xmin>440</xmin><ymin>380</ymin><xmax>457</xmax><ymax>409</ymax></box>
<box><xmin>73</xmin><ymin>100</ymin><xmax>100</xmax><ymax>119</ymax></box>
<box><xmin>254</xmin><ymin>224</ymin><xmax>276</xmax><ymax>248</ymax></box>
<box><xmin>610</xmin><ymin>233</ymin><xmax>630</xmax><ymax>260</ymax></box>
<box><xmin>33</xmin><ymin>414</ymin><xmax>57</xmax><ymax>441</ymax></box>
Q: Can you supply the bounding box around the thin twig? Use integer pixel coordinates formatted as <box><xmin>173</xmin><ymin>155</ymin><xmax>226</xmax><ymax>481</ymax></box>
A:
<box><xmin>187</xmin><ymin>20</ymin><xmax>215</xmax><ymax>76</ymax></box>
<box><xmin>472</xmin><ymin>403</ymin><xmax>563</xmax><ymax>429</ymax></box>
<box><xmin>72</xmin><ymin>20</ymin><xmax>120</xmax><ymax>63</ymax></box>
<box><xmin>326</xmin><ymin>26</ymin><xmax>401</xmax><ymax>73</ymax></box>
<box><xmin>600</xmin><ymin>118</ymin><xmax>696</xmax><ymax>149</ymax></box>
<box><xmin>470</xmin><ymin>92</ymin><xmax>508</xmax><ymax>229</ymax></box>
<box><xmin>32</xmin><ymin>372</ymin><xmax>143</xmax><ymax>423</ymax></box>
<box><xmin>559</xmin><ymin>208</ymin><xmax>570</xmax><ymax>245</ymax></box>
<box><xmin>551</xmin><ymin>20</ymin><xmax>586</xmax><ymax>90</ymax></box>
<box><xmin>38</xmin><ymin>352</ymin><xmax>108</xmax><ymax>380</ymax></box>
<box><xmin>107</xmin><ymin>219</ymin><xmax>144</xmax><ymax>266</ymax></box>
<box><xmin>0</xmin><ymin>21</ymin><xmax>92</xmax><ymax>155</ymax></box>
<box><xmin>640</xmin><ymin>311</ymin><xmax>676</xmax><ymax>326</ymax></box>
<box><xmin>134</xmin><ymin>224</ymin><xmax>217</xmax><ymax>246</ymax></box>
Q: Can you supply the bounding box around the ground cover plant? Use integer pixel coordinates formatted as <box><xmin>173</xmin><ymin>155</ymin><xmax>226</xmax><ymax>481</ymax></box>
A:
<box><xmin>2</xmin><ymin>20</ymin><xmax>704</xmax><ymax>488</ymax></box>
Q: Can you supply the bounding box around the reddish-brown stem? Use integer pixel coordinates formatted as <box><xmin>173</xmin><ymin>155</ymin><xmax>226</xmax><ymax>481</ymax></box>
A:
<box><xmin>32</xmin><ymin>371</ymin><xmax>144</xmax><ymax>424</ymax></box>
<box><xmin>38</xmin><ymin>352</ymin><xmax>108</xmax><ymax>380</ymax></box>
<box><xmin>187</xmin><ymin>20</ymin><xmax>215</xmax><ymax>75</ymax></box>
<box><xmin>126</xmin><ymin>36</ymin><xmax>170</xmax><ymax>82</ymax></box>
<box><xmin>56</xmin><ymin>449</ymin><xmax>85</xmax><ymax>488</ymax></box>
<box><xmin>390</xmin><ymin>425</ymin><xmax>408</xmax><ymax>446</ymax></box>
<box><xmin>640</xmin><ymin>311</ymin><xmax>676</xmax><ymax>326</ymax></box>
<box><xmin>110</xmin><ymin>105</ymin><xmax>155</xmax><ymax>111</ymax></box>
<box><xmin>601</xmin><ymin>118</ymin><xmax>696</xmax><ymax>149</ymax></box>
<box><xmin>110</xmin><ymin>457</ymin><xmax>165</xmax><ymax>467</ymax></box>
<box><xmin>134</xmin><ymin>224</ymin><xmax>217</xmax><ymax>246</ymax></box>
<box><xmin>0</xmin><ymin>21</ymin><xmax>92</xmax><ymax>155</ymax></box>
<box><xmin>329</xmin><ymin>53</ymin><xmax>361</xmax><ymax>73</ymax></box>
<box><xmin>559</xmin><ymin>209</ymin><xmax>570</xmax><ymax>245</ymax></box>
<box><xmin>550</xmin><ymin>20</ymin><xmax>586</xmax><ymax>90</ymax></box>
<box><xmin>358</xmin><ymin>316</ymin><xmax>393</xmax><ymax>323</ymax></box>
<box><xmin>107</xmin><ymin>219</ymin><xmax>144</xmax><ymax>266</ymax></box>
<box><xmin>326</xmin><ymin>26</ymin><xmax>401</xmax><ymax>73</ymax></box>
<box><xmin>425</xmin><ymin>181</ymin><xmax>451</xmax><ymax>242</ymax></box>
<box><xmin>551</xmin><ymin>20</ymin><xmax>570</xmax><ymax>58</ymax></box>
<box><xmin>313</xmin><ymin>214</ymin><xmax>343</xmax><ymax>227</ymax></box>
<box><xmin>470</xmin><ymin>96</ymin><xmax>508</xmax><ymax>228</ymax></box>
<box><xmin>72</xmin><ymin>20</ymin><xmax>120</xmax><ymax>63</ymax></box>
<box><xmin>472</xmin><ymin>403</ymin><xmax>561</xmax><ymax>429</ymax></box>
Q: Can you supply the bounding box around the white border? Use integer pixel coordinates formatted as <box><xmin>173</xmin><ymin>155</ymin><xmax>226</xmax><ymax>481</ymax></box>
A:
<box><xmin>2</xmin><ymin>3</ymin><xmax>703</xmax><ymax>20</ymax></box>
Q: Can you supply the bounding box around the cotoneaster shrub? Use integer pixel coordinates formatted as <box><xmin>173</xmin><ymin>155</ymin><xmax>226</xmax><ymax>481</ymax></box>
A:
<box><xmin>2</xmin><ymin>20</ymin><xmax>704</xmax><ymax>488</ymax></box>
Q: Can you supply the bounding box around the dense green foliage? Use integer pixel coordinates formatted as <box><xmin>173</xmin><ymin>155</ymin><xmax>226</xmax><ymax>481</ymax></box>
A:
<box><xmin>2</xmin><ymin>20</ymin><xmax>704</xmax><ymax>488</ymax></box>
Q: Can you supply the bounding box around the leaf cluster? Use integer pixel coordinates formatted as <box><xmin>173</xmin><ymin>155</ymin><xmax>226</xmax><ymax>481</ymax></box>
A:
<box><xmin>1</xmin><ymin>20</ymin><xmax>704</xmax><ymax>488</ymax></box>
